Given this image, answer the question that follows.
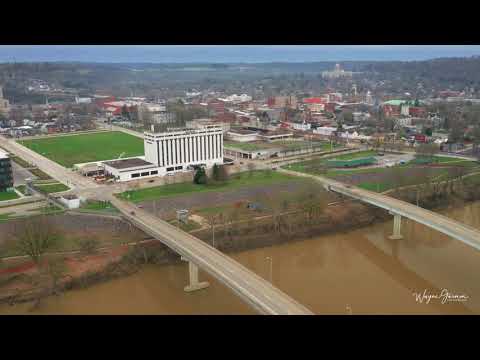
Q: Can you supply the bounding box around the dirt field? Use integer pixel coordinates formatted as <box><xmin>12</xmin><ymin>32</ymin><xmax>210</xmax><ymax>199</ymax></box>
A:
<box><xmin>140</xmin><ymin>181</ymin><xmax>339</xmax><ymax>219</ymax></box>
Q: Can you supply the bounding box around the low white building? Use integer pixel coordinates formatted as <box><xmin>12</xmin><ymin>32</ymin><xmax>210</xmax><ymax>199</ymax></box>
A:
<box><xmin>75</xmin><ymin>97</ymin><xmax>92</xmax><ymax>104</ymax></box>
<box><xmin>59</xmin><ymin>195</ymin><xmax>81</xmax><ymax>209</ymax></box>
<box><xmin>187</xmin><ymin>118</ymin><xmax>231</xmax><ymax>133</ymax></box>
<box><xmin>103</xmin><ymin>158</ymin><xmax>161</xmax><ymax>182</ymax></box>
<box><xmin>396</xmin><ymin>117</ymin><xmax>412</xmax><ymax>127</ymax></box>
<box><xmin>219</xmin><ymin>94</ymin><xmax>252</xmax><ymax>103</ymax></box>
<box><xmin>226</xmin><ymin>129</ymin><xmax>259</xmax><ymax>142</ymax></box>
<box><xmin>291</xmin><ymin>122</ymin><xmax>311</xmax><ymax>131</ymax></box>
<box><xmin>340</xmin><ymin>131</ymin><xmax>372</xmax><ymax>141</ymax></box>
<box><xmin>313</xmin><ymin>126</ymin><xmax>337</xmax><ymax>136</ymax></box>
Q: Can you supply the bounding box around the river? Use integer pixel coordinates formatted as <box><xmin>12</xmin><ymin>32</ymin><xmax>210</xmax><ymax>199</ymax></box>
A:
<box><xmin>1</xmin><ymin>201</ymin><xmax>480</xmax><ymax>315</ymax></box>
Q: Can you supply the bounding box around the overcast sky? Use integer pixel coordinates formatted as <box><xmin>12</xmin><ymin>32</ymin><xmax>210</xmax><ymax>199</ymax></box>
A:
<box><xmin>0</xmin><ymin>45</ymin><xmax>479</xmax><ymax>63</ymax></box>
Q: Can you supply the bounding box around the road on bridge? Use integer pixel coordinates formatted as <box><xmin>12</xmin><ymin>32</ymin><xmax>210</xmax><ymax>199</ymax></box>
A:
<box><xmin>109</xmin><ymin>196</ymin><xmax>314</xmax><ymax>315</ymax></box>
<box><xmin>279</xmin><ymin>168</ymin><xmax>480</xmax><ymax>252</ymax></box>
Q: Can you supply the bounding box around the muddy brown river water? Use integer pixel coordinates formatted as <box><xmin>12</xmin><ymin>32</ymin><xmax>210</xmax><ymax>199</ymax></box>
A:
<box><xmin>1</xmin><ymin>201</ymin><xmax>480</xmax><ymax>315</ymax></box>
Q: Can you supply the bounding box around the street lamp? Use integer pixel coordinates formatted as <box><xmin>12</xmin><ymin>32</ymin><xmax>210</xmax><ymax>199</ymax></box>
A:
<box><xmin>266</xmin><ymin>256</ymin><xmax>273</xmax><ymax>283</ymax></box>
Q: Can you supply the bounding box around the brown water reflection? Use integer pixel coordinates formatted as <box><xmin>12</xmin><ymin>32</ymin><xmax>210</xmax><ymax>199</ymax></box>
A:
<box><xmin>1</xmin><ymin>201</ymin><xmax>479</xmax><ymax>315</ymax></box>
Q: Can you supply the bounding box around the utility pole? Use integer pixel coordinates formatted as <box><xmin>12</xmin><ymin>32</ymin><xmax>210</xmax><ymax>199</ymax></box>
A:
<box><xmin>266</xmin><ymin>256</ymin><xmax>273</xmax><ymax>283</ymax></box>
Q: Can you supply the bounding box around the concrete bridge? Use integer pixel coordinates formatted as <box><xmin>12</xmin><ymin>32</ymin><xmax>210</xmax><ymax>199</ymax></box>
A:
<box><xmin>279</xmin><ymin>168</ymin><xmax>480</xmax><ymax>251</ymax></box>
<box><xmin>109</xmin><ymin>196</ymin><xmax>314</xmax><ymax>315</ymax></box>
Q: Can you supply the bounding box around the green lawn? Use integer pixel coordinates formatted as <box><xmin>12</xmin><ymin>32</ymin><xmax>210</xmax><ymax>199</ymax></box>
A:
<box><xmin>15</xmin><ymin>185</ymin><xmax>30</xmax><ymax>196</ymax></box>
<box><xmin>117</xmin><ymin>170</ymin><xmax>305</xmax><ymax>203</ymax></box>
<box><xmin>28</xmin><ymin>168</ymin><xmax>52</xmax><ymax>180</ymax></box>
<box><xmin>35</xmin><ymin>183</ymin><xmax>70</xmax><ymax>194</ymax></box>
<box><xmin>10</xmin><ymin>156</ymin><xmax>33</xmax><ymax>168</ymax></box>
<box><xmin>19</xmin><ymin>131</ymin><xmax>144</xmax><ymax>167</ymax></box>
<box><xmin>79</xmin><ymin>200</ymin><xmax>119</xmax><ymax>214</ymax></box>
<box><xmin>0</xmin><ymin>191</ymin><xmax>19</xmax><ymax>201</ymax></box>
<box><xmin>0</xmin><ymin>212</ymin><xmax>15</xmax><ymax>221</ymax></box>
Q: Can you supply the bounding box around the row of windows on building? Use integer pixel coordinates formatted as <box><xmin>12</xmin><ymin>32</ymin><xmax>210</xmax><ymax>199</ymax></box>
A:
<box><xmin>156</xmin><ymin>134</ymin><xmax>222</xmax><ymax>167</ymax></box>
<box><xmin>130</xmin><ymin>169</ymin><xmax>159</xmax><ymax>179</ymax></box>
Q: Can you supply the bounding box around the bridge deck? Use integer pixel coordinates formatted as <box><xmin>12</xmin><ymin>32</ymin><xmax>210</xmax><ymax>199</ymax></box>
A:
<box><xmin>109</xmin><ymin>197</ymin><xmax>314</xmax><ymax>315</ymax></box>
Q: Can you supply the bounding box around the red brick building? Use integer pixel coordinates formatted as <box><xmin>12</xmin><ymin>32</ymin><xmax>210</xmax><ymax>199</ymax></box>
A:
<box><xmin>383</xmin><ymin>104</ymin><xmax>401</xmax><ymax>117</ymax></box>
<box><xmin>214</xmin><ymin>112</ymin><xmax>237</xmax><ymax>123</ymax></box>
<box><xmin>409</xmin><ymin>107</ymin><xmax>427</xmax><ymax>118</ymax></box>
<box><xmin>324</xmin><ymin>102</ymin><xmax>337</xmax><ymax>113</ymax></box>
<box><xmin>208</xmin><ymin>100</ymin><xmax>225</xmax><ymax>115</ymax></box>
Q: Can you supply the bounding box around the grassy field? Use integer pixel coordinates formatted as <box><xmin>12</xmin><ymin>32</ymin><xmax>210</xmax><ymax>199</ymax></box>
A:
<box><xmin>0</xmin><ymin>212</ymin><xmax>15</xmax><ymax>221</ymax></box>
<box><xmin>118</xmin><ymin>170</ymin><xmax>305</xmax><ymax>203</ymax></box>
<box><xmin>28</xmin><ymin>168</ymin><xmax>52</xmax><ymax>180</ymax></box>
<box><xmin>10</xmin><ymin>156</ymin><xmax>33</xmax><ymax>168</ymax></box>
<box><xmin>35</xmin><ymin>183</ymin><xmax>70</xmax><ymax>194</ymax></box>
<box><xmin>0</xmin><ymin>191</ymin><xmax>19</xmax><ymax>201</ymax></box>
<box><xmin>15</xmin><ymin>185</ymin><xmax>30</xmax><ymax>196</ymax></box>
<box><xmin>19</xmin><ymin>131</ymin><xmax>144</xmax><ymax>167</ymax></box>
<box><xmin>78</xmin><ymin>200</ymin><xmax>119</xmax><ymax>214</ymax></box>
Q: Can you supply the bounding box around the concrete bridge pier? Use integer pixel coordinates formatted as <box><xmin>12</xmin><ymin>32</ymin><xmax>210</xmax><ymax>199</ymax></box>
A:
<box><xmin>181</xmin><ymin>257</ymin><xmax>210</xmax><ymax>292</ymax></box>
<box><xmin>388</xmin><ymin>212</ymin><xmax>403</xmax><ymax>240</ymax></box>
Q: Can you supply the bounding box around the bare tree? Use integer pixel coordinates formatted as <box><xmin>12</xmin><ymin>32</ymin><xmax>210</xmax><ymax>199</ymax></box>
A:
<box><xmin>415</xmin><ymin>143</ymin><xmax>438</xmax><ymax>162</ymax></box>
<box><xmin>205</xmin><ymin>213</ymin><xmax>218</xmax><ymax>248</ymax></box>
<box><xmin>15</xmin><ymin>216</ymin><xmax>62</xmax><ymax>264</ymax></box>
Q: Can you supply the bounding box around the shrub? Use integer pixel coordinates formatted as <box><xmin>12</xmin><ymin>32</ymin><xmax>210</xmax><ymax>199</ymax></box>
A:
<box><xmin>76</xmin><ymin>237</ymin><xmax>101</xmax><ymax>254</ymax></box>
<box><xmin>193</xmin><ymin>167</ymin><xmax>208</xmax><ymax>185</ymax></box>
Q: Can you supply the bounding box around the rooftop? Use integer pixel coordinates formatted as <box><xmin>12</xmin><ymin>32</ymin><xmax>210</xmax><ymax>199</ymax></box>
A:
<box><xmin>303</xmin><ymin>97</ymin><xmax>325</xmax><ymax>104</ymax></box>
<box><xmin>228</xmin><ymin>129</ymin><xmax>257</xmax><ymax>135</ymax></box>
<box><xmin>103</xmin><ymin>158</ymin><xmax>155</xmax><ymax>170</ymax></box>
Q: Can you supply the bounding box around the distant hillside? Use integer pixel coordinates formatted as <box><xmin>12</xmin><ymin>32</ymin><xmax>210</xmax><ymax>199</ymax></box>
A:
<box><xmin>2</xmin><ymin>57</ymin><xmax>480</xmax><ymax>100</ymax></box>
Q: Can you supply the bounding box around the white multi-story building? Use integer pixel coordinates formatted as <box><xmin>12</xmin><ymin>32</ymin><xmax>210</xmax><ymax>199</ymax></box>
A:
<box><xmin>103</xmin><ymin>125</ymin><xmax>224</xmax><ymax>182</ymax></box>
<box><xmin>144</xmin><ymin>125</ymin><xmax>223</xmax><ymax>174</ymax></box>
